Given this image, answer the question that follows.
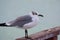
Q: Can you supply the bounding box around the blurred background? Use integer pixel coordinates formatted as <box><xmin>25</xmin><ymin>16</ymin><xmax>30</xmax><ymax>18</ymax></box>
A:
<box><xmin>0</xmin><ymin>0</ymin><xmax>60</xmax><ymax>40</ymax></box>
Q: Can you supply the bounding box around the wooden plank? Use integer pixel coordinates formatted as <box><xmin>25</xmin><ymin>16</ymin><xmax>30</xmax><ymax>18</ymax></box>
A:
<box><xmin>16</xmin><ymin>26</ymin><xmax>60</xmax><ymax>40</ymax></box>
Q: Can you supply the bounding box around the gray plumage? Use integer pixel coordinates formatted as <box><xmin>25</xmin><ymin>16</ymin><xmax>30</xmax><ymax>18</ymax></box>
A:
<box><xmin>8</xmin><ymin>15</ymin><xmax>32</xmax><ymax>27</ymax></box>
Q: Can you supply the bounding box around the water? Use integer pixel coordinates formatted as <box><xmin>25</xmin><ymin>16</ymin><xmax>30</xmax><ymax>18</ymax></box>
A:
<box><xmin>0</xmin><ymin>0</ymin><xmax>60</xmax><ymax>40</ymax></box>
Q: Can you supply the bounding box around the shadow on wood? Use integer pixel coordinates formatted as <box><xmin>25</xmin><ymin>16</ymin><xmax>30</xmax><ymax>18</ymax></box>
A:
<box><xmin>16</xmin><ymin>26</ymin><xmax>60</xmax><ymax>40</ymax></box>
<box><xmin>45</xmin><ymin>36</ymin><xmax>57</xmax><ymax>40</ymax></box>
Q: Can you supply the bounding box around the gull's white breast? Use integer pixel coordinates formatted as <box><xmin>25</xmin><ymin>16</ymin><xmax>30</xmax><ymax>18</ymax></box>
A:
<box><xmin>23</xmin><ymin>15</ymin><xmax>39</xmax><ymax>29</ymax></box>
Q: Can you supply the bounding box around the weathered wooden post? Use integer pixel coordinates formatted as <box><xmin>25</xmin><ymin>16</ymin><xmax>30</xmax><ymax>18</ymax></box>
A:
<box><xmin>16</xmin><ymin>26</ymin><xmax>60</xmax><ymax>40</ymax></box>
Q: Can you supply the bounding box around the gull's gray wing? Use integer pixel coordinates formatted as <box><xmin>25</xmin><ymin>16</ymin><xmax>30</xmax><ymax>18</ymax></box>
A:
<box><xmin>8</xmin><ymin>15</ymin><xmax>32</xmax><ymax>27</ymax></box>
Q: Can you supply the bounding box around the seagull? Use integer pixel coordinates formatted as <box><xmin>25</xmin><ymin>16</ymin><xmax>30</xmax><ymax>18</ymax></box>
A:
<box><xmin>0</xmin><ymin>11</ymin><xmax>43</xmax><ymax>39</ymax></box>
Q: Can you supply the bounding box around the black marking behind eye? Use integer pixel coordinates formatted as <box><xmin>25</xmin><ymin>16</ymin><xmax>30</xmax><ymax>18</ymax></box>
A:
<box><xmin>32</xmin><ymin>11</ymin><xmax>37</xmax><ymax>15</ymax></box>
<box><xmin>35</xmin><ymin>13</ymin><xmax>37</xmax><ymax>15</ymax></box>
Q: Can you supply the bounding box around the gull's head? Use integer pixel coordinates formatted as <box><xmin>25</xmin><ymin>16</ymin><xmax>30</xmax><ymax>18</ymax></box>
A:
<box><xmin>30</xmin><ymin>11</ymin><xmax>44</xmax><ymax>17</ymax></box>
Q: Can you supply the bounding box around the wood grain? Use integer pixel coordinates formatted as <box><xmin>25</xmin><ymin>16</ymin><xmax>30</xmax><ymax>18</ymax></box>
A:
<box><xmin>16</xmin><ymin>26</ymin><xmax>60</xmax><ymax>40</ymax></box>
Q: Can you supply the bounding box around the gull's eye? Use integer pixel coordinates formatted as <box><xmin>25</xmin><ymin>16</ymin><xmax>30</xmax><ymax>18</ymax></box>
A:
<box><xmin>32</xmin><ymin>11</ymin><xmax>37</xmax><ymax>15</ymax></box>
<box><xmin>34</xmin><ymin>13</ymin><xmax>37</xmax><ymax>15</ymax></box>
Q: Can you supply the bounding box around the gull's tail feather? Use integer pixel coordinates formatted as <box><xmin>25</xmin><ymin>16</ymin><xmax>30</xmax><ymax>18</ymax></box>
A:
<box><xmin>0</xmin><ymin>23</ymin><xmax>8</xmax><ymax>26</ymax></box>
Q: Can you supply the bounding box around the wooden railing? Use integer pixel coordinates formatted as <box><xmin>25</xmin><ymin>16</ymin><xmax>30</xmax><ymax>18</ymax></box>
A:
<box><xmin>16</xmin><ymin>26</ymin><xmax>60</xmax><ymax>40</ymax></box>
